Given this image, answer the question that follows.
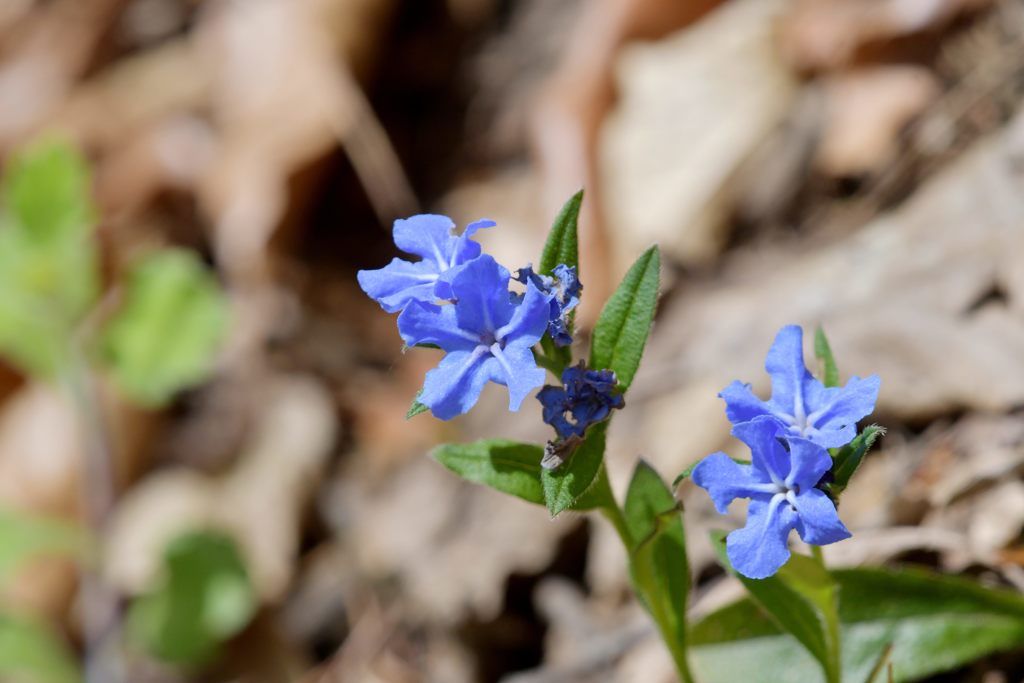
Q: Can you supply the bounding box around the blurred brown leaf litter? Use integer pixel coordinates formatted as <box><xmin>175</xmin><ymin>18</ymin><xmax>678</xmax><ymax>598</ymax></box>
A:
<box><xmin>0</xmin><ymin>0</ymin><xmax>1022</xmax><ymax>681</ymax></box>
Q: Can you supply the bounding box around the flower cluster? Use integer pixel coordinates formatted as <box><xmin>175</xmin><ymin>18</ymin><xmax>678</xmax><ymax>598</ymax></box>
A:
<box><xmin>537</xmin><ymin>362</ymin><xmax>624</xmax><ymax>440</ymax></box>
<box><xmin>358</xmin><ymin>214</ymin><xmax>581</xmax><ymax>420</ymax></box>
<box><xmin>514</xmin><ymin>264</ymin><xmax>582</xmax><ymax>347</ymax></box>
<box><xmin>691</xmin><ymin>325</ymin><xmax>880</xmax><ymax>579</ymax></box>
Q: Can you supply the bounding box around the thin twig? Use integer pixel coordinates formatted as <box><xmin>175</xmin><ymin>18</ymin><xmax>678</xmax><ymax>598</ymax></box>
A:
<box><xmin>64</xmin><ymin>339</ymin><xmax>124</xmax><ymax>683</ymax></box>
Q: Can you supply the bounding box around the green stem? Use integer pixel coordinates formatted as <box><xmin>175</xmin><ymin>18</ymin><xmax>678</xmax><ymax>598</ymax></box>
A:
<box><xmin>592</xmin><ymin>466</ymin><xmax>696</xmax><ymax>683</ymax></box>
<box><xmin>593</xmin><ymin>467</ymin><xmax>632</xmax><ymax>545</ymax></box>
<box><xmin>809</xmin><ymin>544</ymin><xmax>842</xmax><ymax>683</ymax></box>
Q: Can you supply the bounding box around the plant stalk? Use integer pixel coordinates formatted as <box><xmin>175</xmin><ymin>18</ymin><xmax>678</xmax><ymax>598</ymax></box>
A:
<box><xmin>63</xmin><ymin>346</ymin><xmax>124</xmax><ymax>683</ymax></box>
<box><xmin>592</xmin><ymin>466</ymin><xmax>696</xmax><ymax>683</ymax></box>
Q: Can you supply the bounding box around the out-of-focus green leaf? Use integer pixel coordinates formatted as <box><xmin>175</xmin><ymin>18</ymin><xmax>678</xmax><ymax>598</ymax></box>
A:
<box><xmin>589</xmin><ymin>246</ymin><xmax>659</xmax><ymax>391</ymax></box>
<box><xmin>101</xmin><ymin>249</ymin><xmax>228</xmax><ymax>407</ymax></box>
<box><xmin>814</xmin><ymin>326</ymin><xmax>840</xmax><ymax>388</ymax></box>
<box><xmin>691</xmin><ymin>567</ymin><xmax>1024</xmax><ymax>683</ymax></box>
<box><xmin>624</xmin><ymin>461</ymin><xmax>689</xmax><ymax>657</ymax></box>
<box><xmin>0</xmin><ymin>139</ymin><xmax>99</xmax><ymax>378</ymax></box>
<box><xmin>541</xmin><ymin>422</ymin><xmax>606</xmax><ymax>517</ymax></box>
<box><xmin>0</xmin><ymin>509</ymin><xmax>84</xmax><ymax>582</ymax></box>
<box><xmin>432</xmin><ymin>439</ymin><xmax>545</xmax><ymax>505</ymax></box>
<box><xmin>0</xmin><ymin>611</ymin><xmax>81</xmax><ymax>683</ymax></box>
<box><xmin>128</xmin><ymin>530</ymin><xmax>255</xmax><ymax>666</ymax></box>
<box><xmin>3</xmin><ymin>138</ymin><xmax>94</xmax><ymax>244</ymax></box>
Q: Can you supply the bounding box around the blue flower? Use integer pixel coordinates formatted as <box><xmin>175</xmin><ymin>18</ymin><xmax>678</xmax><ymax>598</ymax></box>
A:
<box><xmin>692</xmin><ymin>416</ymin><xmax>850</xmax><ymax>579</ymax></box>
<box><xmin>514</xmin><ymin>264</ymin><xmax>582</xmax><ymax>346</ymax></box>
<box><xmin>357</xmin><ymin>214</ymin><xmax>495</xmax><ymax>313</ymax></box>
<box><xmin>397</xmin><ymin>255</ymin><xmax>551</xmax><ymax>419</ymax></box>
<box><xmin>537</xmin><ymin>363</ymin><xmax>624</xmax><ymax>439</ymax></box>
<box><xmin>720</xmin><ymin>325</ymin><xmax>880</xmax><ymax>448</ymax></box>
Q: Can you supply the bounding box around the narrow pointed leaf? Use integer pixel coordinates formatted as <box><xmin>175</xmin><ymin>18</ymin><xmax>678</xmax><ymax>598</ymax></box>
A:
<box><xmin>537</xmin><ymin>190</ymin><xmax>583</xmax><ymax>370</ymax></box>
<box><xmin>828</xmin><ymin>425</ymin><xmax>885</xmax><ymax>495</ymax></box>
<box><xmin>407</xmin><ymin>391</ymin><xmax>429</xmax><ymax>419</ymax></box>
<box><xmin>538</xmin><ymin>190</ymin><xmax>582</xmax><ymax>277</ymax></box>
<box><xmin>433</xmin><ymin>439</ymin><xmax>545</xmax><ymax>505</ymax></box>
<box><xmin>589</xmin><ymin>246</ymin><xmax>660</xmax><ymax>391</ymax></box>
<box><xmin>814</xmin><ymin>326</ymin><xmax>840</xmax><ymax>388</ymax></box>
<box><xmin>541</xmin><ymin>422</ymin><xmax>606</xmax><ymax>516</ymax></box>
<box><xmin>625</xmin><ymin>461</ymin><xmax>689</xmax><ymax>655</ymax></box>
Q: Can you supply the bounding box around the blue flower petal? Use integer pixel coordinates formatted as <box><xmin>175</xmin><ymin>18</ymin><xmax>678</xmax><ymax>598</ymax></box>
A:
<box><xmin>357</xmin><ymin>258</ymin><xmax>440</xmax><ymax>313</ymax></box>
<box><xmin>792</xmin><ymin>488</ymin><xmax>851</xmax><ymax>545</ymax></box>
<box><xmin>420</xmin><ymin>347</ymin><xmax>495</xmax><ymax>419</ymax></box>
<box><xmin>396</xmin><ymin>301</ymin><xmax>480</xmax><ymax>351</ymax></box>
<box><xmin>432</xmin><ymin>220</ymin><xmax>491</xmax><ymax>300</ymax></box>
<box><xmin>732</xmin><ymin>416</ymin><xmax>792</xmax><ymax>486</ymax></box>
<box><xmin>727</xmin><ymin>496</ymin><xmax>799</xmax><ymax>579</ymax></box>
<box><xmin>764</xmin><ymin>325</ymin><xmax>810</xmax><ymax>415</ymax></box>
<box><xmin>807</xmin><ymin>374</ymin><xmax>881</xmax><ymax>437</ymax></box>
<box><xmin>537</xmin><ymin>385</ymin><xmax>576</xmax><ymax>438</ymax></box>
<box><xmin>449</xmin><ymin>256</ymin><xmax>516</xmax><ymax>336</ymax></box>
<box><xmin>392</xmin><ymin>214</ymin><xmax>461</xmax><ymax>268</ymax></box>
<box><xmin>691</xmin><ymin>453</ymin><xmax>773</xmax><ymax>515</ymax></box>
<box><xmin>719</xmin><ymin>380</ymin><xmax>775</xmax><ymax>425</ymax></box>
<box><xmin>784</xmin><ymin>436</ymin><xmax>833</xmax><ymax>490</ymax></box>
<box><xmin>490</xmin><ymin>343</ymin><xmax>547</xmax><ymax>411</ymax></box>
<box><xmin>497</xmin><ymin>280</ymin><xmax>552</xmax><ymax>348</ymax></box>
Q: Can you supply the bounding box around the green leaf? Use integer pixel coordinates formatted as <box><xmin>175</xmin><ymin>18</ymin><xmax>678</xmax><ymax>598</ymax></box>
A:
<box><xmin>624</xmin><ymin>461</ymin><xmax>689</xmax><ymax>654</ymax></box>
<box><xmin>538</xmin><ymin>190</ymin><xmax>582</xmax><ymax>277</ymax></box>
<box><xmin>541</xmin><ymin>422</ymin><xmax>606</xmax><ymax>517</ymax></box>
<box><xmin>3</xmin><ymin>138</ymin><xmax>94</xmax><ymax>244</ymax></box>
<box><xmin>0</xmin><ymin>509</ymin><xmax>85</xmax><ymax>583</ymax></box>
<box><xmin>589</xmin><ymin>246</ymin><xmax>659</xmax><ymax>391</ymax></box>
<box><xmin>101</xmin><ymin>249</ymin><xmax>228</xmax><ymax>407</ymax></box>
<box><xmin>0</xmin><ymin>611</ymin><xmax>81</xmax><ymax>683</ymax></box>
<box><xmin>536</xmin><ymin>190</ymin><xmax>583</xmax><ymax>372</ymax></box>
<box><xmin>0</xmin><ymin>139</ymin><xmax>99</xmax><ymax>378</ymax></box>
<box><xmin>828</xmin><ymin>425</ymin><xmax>885</xmax><ymax>496</ymax></box>
<box><xmin>691</xmin><ymin>567</ymin><xmax>1024</xmax><ymax>683</ymax></box>
<box><xmin>432</xmin><ymin>439</ymin><xmax>545</xmax><ymax>505</ymax></box>
<box><xmin>814</xmin><ymin>326</ymin><xmax>840</xmax><ymax>388</ymax></box>
<box><xmin>128</xmin><ymin>530</ymin><xmax>256</xmax><ymax>666</ymax></box>
<box><xmin>710</xmin><ymin>531</ymin><xmax>841</xmax><ymax>683</ymax></box>
<box><xmin>407</xmin><ymin>391</ymin><xmax>430</xmax><ymax>419</ymax></box>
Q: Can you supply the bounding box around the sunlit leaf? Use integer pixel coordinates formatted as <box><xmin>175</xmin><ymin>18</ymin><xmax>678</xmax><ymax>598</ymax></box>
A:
<box><xmin>0</xmin><ymin>139</ymin><xmax>98</xmax><ymax>378</ymax></box>
<box><xmin>0</xmin><ymin>611</ymin><xmax>81</xmax><ymax>683</ymax></box>
<box><xmin>541</xmin><ymin>422</ymin><xmax>606</xmax><ymax>517</ymax></box>
<box><xmin>589</xmin><ymin>246</ymin><xmax>659</xmax><ymax>391</ymax></box>
<box><xmin>101</xmin><ymin>249</ymin><xmax>228</xmax><ymax>407</ymax></box>
<box><xmin>128</xmin><ymin>530</ymin><xmax>255</xmax><ymax>666</ymax></box>
<box><xmin>432</xmin><ymin>439</ymin><xmax>545</xmax><ymax>505</ymax></box>
<box><xmin>624</xmin><ymin>461</ymin><xmax>689</xmax><ymax>656</ymax></box>
<box><xmin>692</xmin><ymin>567</ymin><xmax>1024</xmax><ymax>683</ymax></box>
